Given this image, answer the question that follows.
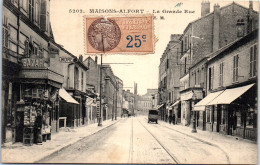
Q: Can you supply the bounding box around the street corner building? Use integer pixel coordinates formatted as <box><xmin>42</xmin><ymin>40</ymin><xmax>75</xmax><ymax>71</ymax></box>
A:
<box><xmin>158</xmin><ymin>1</ymin><xmax>258</xmax><ymax>140</ymax></box>
<box><xmin>1</xmin><ymin>0</ymin><xmax>125</xmax><ymax>146</ymax></box>
<box><xmin>2</xmin><ymin>0</ymin><xmax>63</xmax><ymax>145</ymax></box>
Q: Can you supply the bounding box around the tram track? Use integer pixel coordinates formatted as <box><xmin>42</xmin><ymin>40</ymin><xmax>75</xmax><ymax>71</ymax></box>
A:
<box><xmin>158</xmin><ymin>122</ymin><xmax>230</xmax><ymax>164</ymax></box>
<box><xmin>142</xmin><ymin>117</ymin><xmax>230</xmax><ymax>164</ymax></box>
<box><xmin>128</xmin><ymin>117</ymin><xmax>134</xmax><ymax>163</ymax></box>
<box><xmin>137</xmin><ymin>118</ymin><xmax>180</xmax><ymax>164</ymax></box>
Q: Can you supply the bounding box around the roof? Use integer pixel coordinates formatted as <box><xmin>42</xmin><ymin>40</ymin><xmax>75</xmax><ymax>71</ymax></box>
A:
<box><xmin>207</xmin><ymin>29</ymin><xmax>258</xmax><ymax>63</ymax></box>
<box><xmin>180</xmin><ymin>2</ymin><xmax>258</xmax><ymax>39</ymax></box>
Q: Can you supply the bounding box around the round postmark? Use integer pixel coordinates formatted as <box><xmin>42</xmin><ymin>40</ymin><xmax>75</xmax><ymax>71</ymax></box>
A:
<box><xmin>88</xmin><ymin>18</ymin><xmax>121</xmax><ymax>52</ymax></box>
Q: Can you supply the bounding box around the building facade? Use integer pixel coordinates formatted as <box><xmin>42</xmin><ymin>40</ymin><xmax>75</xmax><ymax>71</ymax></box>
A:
<box><xmin>158</xmin><ymin>35</ymin><xmax>181</xmax><ymax>122</ymax></box>
<box><xmin>202</xmin><ymin>29</ymin><xmax>258</xmax><ymax>140</ymax></box>
<box><xmin>2</xmin><ymin>0</ymin><xmax>63</xmax><ymax>144</ymax></box>
<box><xmin>84</xmin><ymin>57</ymin><xmax>123</xmax><ymax>121</ymax></box>
<box><xmin>123</xmin><ymin>90</ymin><xmax>135</xmax><ymax>116</ymax></box>
<box><xmin>115</xmin><ymin>76</ymin><xmax>123</xmax><ymax>119</ymax></box>
<box><xmin>179</xmin><ymin>1</ymin><xmax>258</xmax><ymax>127</ymax></box>
<box><xmin>58</xmin><ymin>48</ymin><xmax>88</xmax><ymax>128</ymax></box>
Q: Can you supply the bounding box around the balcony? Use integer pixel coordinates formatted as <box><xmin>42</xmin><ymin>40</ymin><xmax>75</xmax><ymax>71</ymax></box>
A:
<box><xmin>19</xmin><ymin>68</ymin><xmax>64</xmax><ymax>86</ymax></box>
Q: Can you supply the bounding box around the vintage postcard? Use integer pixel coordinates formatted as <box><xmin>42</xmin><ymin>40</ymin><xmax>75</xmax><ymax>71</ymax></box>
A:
<box><xmin>1</xmin><ymin>0</ymin><xmax>259</xmax><ymax>164</ymax></box>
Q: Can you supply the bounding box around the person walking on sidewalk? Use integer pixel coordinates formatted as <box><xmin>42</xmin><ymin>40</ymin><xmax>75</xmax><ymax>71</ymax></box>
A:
<box><xmin>173</xmin><ymin>113</ymin><xmax>176</xmax><ymax>125</ymax></box>
<box><xmin>169</xmin><ymin>115</ymin><xmax>172</xmax><ymax>124</ymax></box>
<box><xmin>34</xmin><ymin>109</ymin><xmax>43</xmax><ymax>145</ymax></box>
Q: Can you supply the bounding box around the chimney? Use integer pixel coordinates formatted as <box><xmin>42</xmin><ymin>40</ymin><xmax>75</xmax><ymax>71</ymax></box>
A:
<box><xmin>79</xmin><ymin>55</ymin><xmax>83</xmax><ymax>62</ymax></box>
<box><xmin>247</xmin><ymin>1</ymin><xmax>254</xmax><ymax>33</ymax></box>
<box><xmin>95</xmin><ymin>56</ymin><xmax>98</xmax><ymax>64</ymax></box>
<box><xmin>201</xmin><ymin>0</ymin><xmax>210</xmax><ymax>17</ymax></box>
<box><xmin>213</xmin><ymin>3</ymin><xmax>220</xmax><ymax>52</ymax></box>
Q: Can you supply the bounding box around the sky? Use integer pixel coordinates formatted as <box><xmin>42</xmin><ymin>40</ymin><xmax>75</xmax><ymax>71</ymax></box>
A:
<box><xmin>50</xmin><ymin>0</ymin><xmax>259</xmax><ymax>95</ymax></box>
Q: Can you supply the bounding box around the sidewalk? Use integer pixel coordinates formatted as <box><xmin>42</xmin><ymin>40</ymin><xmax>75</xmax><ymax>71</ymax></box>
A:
<box><xmin>1</xmin><ymin>119</ymin><xmax>121</xmax><ymax>163</ymax></box>
<box><xmin>158</xmin><ymin>120</ymin><xmax>257</xmax><ymax>164</ymax></box>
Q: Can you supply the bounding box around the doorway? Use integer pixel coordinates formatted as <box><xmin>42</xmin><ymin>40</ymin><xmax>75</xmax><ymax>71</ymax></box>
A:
<box><xmin>15</xmin><ymin>111</ymin><xmax>24</xmax><ymax>142</ymax></box>
<box><xmin>216</xmin><ymin>105</ymin><xmax>221</xmax><ymax>132</ymax></box>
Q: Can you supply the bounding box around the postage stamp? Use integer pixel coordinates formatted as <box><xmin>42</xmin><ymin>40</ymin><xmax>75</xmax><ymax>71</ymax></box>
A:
<box><xmin>85</xmin><ymin>16</ymin><xmax>154</xmax><ymax>54</ymax></box>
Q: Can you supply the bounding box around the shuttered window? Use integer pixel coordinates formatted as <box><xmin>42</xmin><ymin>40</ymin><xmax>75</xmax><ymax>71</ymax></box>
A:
<box><xmin>233</xmin><ymin>55</ymin><xmax>239</xmax><ymax>82</ymax></box>
<box><xmin>250</xmin><ymin>45</ymin><xmax>257</xmax><ymax>77</ymax></box>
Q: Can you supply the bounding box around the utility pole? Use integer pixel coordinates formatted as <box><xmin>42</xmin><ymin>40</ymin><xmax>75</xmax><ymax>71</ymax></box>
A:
<box><xmin>115</xmin><ymin>82</ymin><xmax>118</xmax><ymax>120</ymax></box>
<box><xmin>98</xmin><ymin>35</ymin><xmax>105</xmax><ymax>127</ymax></box>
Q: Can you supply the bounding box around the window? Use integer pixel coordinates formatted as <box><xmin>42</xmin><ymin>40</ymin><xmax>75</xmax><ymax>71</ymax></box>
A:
<box><xmin>187</xmin><ymin>35</ymin><xmax>190</xmax><ymax>49</ymax></box>
<box><xmin>21</xmin><ymin>0</ymin><xmax>27</xmax><ymax>11</ymax></box>
<box><xmin>233</xmin><ymin>55</ymin><xmax>239</xmax><ymax>82</ymax></box>
<box><xmin>194</xmin><ymin>71</ymin><xmax>197</xmax><ymax>85</ymax></box>
<box><xmin>181</xmin><ymin>40</ymin><xmax>184</xmax><ymax>55</ymax></box>
<box><xmin>46</xmin><ymin>12</ymin><xmax>50</xmax><ymax>32</ymax></box>
<box><xmin>35</xmin><ymin>1</ymin><xmax>40</xmax><ymax>23</ymax></box>
<box><xmin>29</xmin><ymin>0</ymin><xmax>34</xmax><ymax>21</ymax></box>
<box><xmin>184</xmin><ymin>36</ymin><xmax>187</xmax><ymax>51</ymax></box>
<box><xmin>9</xmin><ymin>25</ymin><xmax>18</xmax><ymax>52</ymax></box>
<box><xmin>208</xmin><ymin>66</ymin><xmax>214</xmax><ymax>90</ymax></box>
<box><xmin>197</xmin><ymin>69</ymin><xmax>200</xmax><ymax>85</ymax></box>
<box><xmin>250</xmin><ymin>45</ymin><xmax>257</xmax><ymax>77</ymax></box>
<box><xmin>75</xmin><ymin>67</ymin><xmax>79</xmax><ymax>90</ymax></box>
<box><xmin>236</xmin><ymin>19</ymin><xmax>245</xmax><ymax>37</ymax></box>
<box><xmin>219</xmin><ymin>62</ymin><xmax>224</xmax><ymax>86</ymax></box>
<box><xmin>33</xmin><ymin>42</ymin><xmax>39</xmax><ymax>55</ymax></box>
<box><xmin>2</xmin><ymin>16</ymin><xmax>9</xmax><ymax>49</ymax></box>
<box><xmin>169</xmin><ymin>92</ymin><xmax>171</xmax><ymax>102</ymax></box>
<box><xmin>2</xmin><ymin>27</ymin><xmax>9</xmax><ymax>48</ymax></box>
<box><xmin>166</xmin><ymin>59</ymin><xmax>169</xmax><ymax>69</ymax></box>
<box><xmin>184</xmin><ymin>57</ymin><xmax>187</xmax><ymax>74</ymax></box>
<box><xmin>81</xmin><ymin>72</ymin><xmax>84</xmax><ymax>90</ymax></box>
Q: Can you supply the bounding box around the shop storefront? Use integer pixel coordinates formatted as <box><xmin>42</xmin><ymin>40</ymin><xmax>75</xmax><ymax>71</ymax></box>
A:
<box><xmin>14</xmin><ymin>69</ymin><xmax>63</xmax><ymax>145</ymax></box>
<box><xmin>181</xmin><ymin>88</ymin><xmax>203</xmax><ymax>126</ymax></box>
<box><xmin>194</xmin><ymin>90</ymin><xmax>224</xmax><ymax>131</ymax></box>
<box><xmin>171</xmin><ymin>100</ymin><xmax>181</xmax><ymax>124</ymax></box>
<box><xmin>2</xmin><ymin>48</ymin><xmax>22</xmax><ymax>143</ymax></box>
<box><xmin>207</xmin><ymin>83</ymin><xmax>257</xmax><ymax>140</ymax></box>
<box><xmin>86</xmin><ymin>96</ymin><xmax>97</xmax><ymax>124</ymax></box>
<box><xmin>59</xmin><ymin>88</ymin><xmax>80</xmax><ymax>128</ymax></box>
<box><xmin>155</xmin><ymin>103</ymin><xmax>165</xmax><ymax>120</ymax></box>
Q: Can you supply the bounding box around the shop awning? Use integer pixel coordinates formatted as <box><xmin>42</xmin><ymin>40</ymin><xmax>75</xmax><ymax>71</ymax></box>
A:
<box><xmin>170</xmin><ymin>100</ymin><xmax>180</xmax><ymax>108</ymax></box>
<box><xmin>193</xmin><ymin>90</ymin><xmax>224</xmax><ymax>111</ymax></box>
<box><xmin>156</xmin><ymin>104</ymin><xmax>164</xmax><ymax>110</ymax></box>
<box><xmin>59</xmin><ymin>88</ymin><xmax>79</xmax><ymax>104</ymax></box>
<box><xmin>208</xmin><ymin>84</ymin><xmax>254</xmax><ymax>105</ymax></box>
<box><xmin>86</xmin><ymin>96</ymin><xmax>96</xmax><ymax>106</ymax></box>
<box><xmin>181</xmin><ymin>91</ymin><xmax>194</xmax><ymax>101</ymax></box>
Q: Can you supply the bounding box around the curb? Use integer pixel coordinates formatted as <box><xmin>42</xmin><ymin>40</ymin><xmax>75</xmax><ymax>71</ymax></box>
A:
<box><xmin>34</xmin><ymin>119</ymin><xmax>121</xmax><ymax>163</ymax></box>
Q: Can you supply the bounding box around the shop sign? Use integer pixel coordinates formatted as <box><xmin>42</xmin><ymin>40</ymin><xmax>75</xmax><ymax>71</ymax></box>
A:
<box><xmin>21</xmin><ymin>58</ymin><xmax>44</xmax><ymax>68</ymax></box>
<box><xmin>59</xmin><ymin>57</ymin><xmax>74</xmax><ymax>63</ymax></box>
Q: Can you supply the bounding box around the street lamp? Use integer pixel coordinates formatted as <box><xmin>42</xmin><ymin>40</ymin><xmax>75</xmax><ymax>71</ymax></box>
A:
<box><xmin>191</xmin><ymin>92</ymin><xmax>197</xmax><ymax>133</ymax></box>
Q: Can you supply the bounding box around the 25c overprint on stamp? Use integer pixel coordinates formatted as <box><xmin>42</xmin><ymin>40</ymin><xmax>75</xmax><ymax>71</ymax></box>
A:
<box><xmin>85</xmin><ymin>16</ymin><xmax>154</xmax><ymax>54</ymax></box>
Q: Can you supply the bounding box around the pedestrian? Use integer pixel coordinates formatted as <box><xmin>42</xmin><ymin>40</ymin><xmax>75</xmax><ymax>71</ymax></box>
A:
<box><xmin>169</xmin><ymin>115</ymin><xmax>172</xmax><ymax>124</ymax></box>
<box><xmin>34</xmin><ymin>109</ymin><xmax>43</xmax><ymax>145</ymax></box>
<box><xmin>173</xmin><ymin>113</ymin><xmax>176</xmax><ymax>125</ymax></box>
<box><xmin>229</xmin><ymin>115</ymin><xmax>234</xmax><ymax>135</ymax></box>
<box><xmin>233</xmin><ymin>113</ymin><xmax>237</xmax><ymax>131</ymax></box>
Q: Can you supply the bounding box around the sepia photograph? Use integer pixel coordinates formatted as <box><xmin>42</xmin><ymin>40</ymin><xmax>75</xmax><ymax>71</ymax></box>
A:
<box><xmin>1</xmin><ymin>0</ymin><xmax>259</xmax><ymax>164</ymax></box>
